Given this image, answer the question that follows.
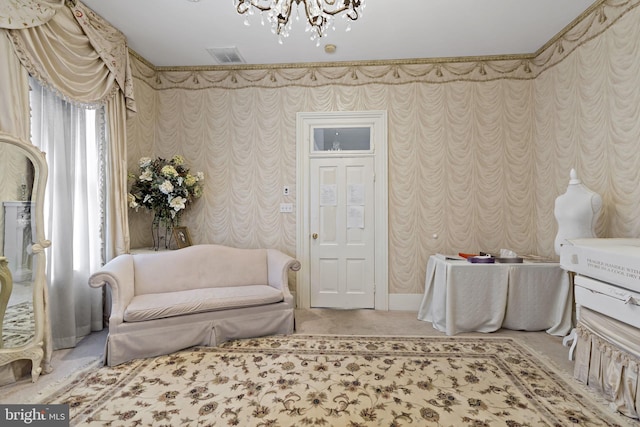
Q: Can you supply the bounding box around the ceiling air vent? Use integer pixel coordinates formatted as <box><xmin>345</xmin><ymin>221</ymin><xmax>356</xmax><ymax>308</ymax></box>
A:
<box><xmin>206</xmin><ymin>47</ymin><xmax>246</xmax><ymax>65</ymax></box>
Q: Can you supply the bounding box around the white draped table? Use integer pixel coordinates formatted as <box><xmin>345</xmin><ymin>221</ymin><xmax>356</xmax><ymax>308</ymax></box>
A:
<box><xmin>417</xmin><ymin>255</ymin><xmax>573</xmax><ymax>336</ymax></box>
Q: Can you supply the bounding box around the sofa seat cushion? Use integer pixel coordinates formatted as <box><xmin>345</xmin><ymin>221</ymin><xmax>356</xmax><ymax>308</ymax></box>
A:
<box><xmin>123</xmin><ymin>285</ymin><xmax>284</xmax><ymax>322</ymax></box>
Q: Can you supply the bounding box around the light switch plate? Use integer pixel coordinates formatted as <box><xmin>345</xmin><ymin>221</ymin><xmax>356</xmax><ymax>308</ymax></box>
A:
<box><xmin>280</xmin><ymin>203</ymin><xmax>293</xmax><ymax>213</ymax></box>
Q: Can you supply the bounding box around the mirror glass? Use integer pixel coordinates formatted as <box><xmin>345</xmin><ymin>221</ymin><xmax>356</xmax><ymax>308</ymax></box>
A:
<box><xmin>0</xmin><ymin>143</ymin><xmax>36</xmax><ymax>349</ymax></box>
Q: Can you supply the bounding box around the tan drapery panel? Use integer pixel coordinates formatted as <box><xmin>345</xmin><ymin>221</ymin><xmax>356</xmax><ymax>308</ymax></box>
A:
<box><xmin>0</xmin><ymin>31</ymin><xmax>30</xmax><ymax>139</ymax></box>
<box><xmin>105</xmin><ymin>94</ymin><xmax>130</xmax><ymax>259</ymax></box>
<box><xmin>4</xmin><ymin>1</ymin><xmax>135</xmax><ymax>256</ymax></box>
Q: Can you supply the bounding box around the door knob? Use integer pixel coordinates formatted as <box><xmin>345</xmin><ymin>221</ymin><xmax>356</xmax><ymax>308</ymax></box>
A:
<box><xmin>312</xmin><ymin>233</ymin><xmax>318</xmax><ymax>239</ymax></box>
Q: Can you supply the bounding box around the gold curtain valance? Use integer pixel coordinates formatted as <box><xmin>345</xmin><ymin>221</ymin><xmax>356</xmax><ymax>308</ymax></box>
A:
<box><xmin>4</xmin><ymin>1</ymin><xmax>136</xmax><ymax>115</ymax></box>
<box><xmin>0</xmin><ymin>0</ymin><xmax>64</xmax><ymax>29</ymax></box>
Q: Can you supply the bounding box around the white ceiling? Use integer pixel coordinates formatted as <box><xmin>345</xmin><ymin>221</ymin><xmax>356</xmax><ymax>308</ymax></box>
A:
<box><xmin>81</xmin><ymin>0</ymin><xmax>597</xmax><ymax>67</ymax></box>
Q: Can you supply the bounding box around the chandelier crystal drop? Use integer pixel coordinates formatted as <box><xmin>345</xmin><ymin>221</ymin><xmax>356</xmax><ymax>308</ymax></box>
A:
<box><xmin>235</xmin><ymin>0</ymin><xmax>365</xmax><ymax>45</ymax></box>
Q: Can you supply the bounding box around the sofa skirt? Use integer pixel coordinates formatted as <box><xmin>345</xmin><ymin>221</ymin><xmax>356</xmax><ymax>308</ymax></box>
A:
<box><xmin>574</xmin><ymin>307</ymin><xmax>640</xmax><ymax>419</ymax></box>
<box><xmin>104</xmin><ymin>302</ymin><xmax>294</xmax><ymax>366</ymax></box>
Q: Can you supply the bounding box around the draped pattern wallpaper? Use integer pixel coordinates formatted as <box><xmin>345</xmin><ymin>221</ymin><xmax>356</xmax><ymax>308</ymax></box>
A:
<box><xmin>533</xmin><ymin>4</ymin><xmax>640</xmax><ymax>254</ymax></box>
<box><xmin>126</xmin><ymin>0</ymin><xmax>640</xmax><ymax>301</ymax></box>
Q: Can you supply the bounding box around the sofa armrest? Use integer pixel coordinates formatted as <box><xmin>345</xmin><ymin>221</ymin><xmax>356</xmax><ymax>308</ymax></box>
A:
<box><xmin>89</xmin><ymin>254</ymin><xmax>135</xmax><ymax>328</ymax></box>
<box><xmin>267</xmin><ymin>249</ymin><xmax>300</xmax><ymax>297</ymax></box>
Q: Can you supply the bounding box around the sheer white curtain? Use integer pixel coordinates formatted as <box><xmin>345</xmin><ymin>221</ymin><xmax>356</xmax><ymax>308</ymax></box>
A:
<box><xmin>29</xmin><ymin>78</ymin><xmax>105</xmax><ymax>349</ymax></box>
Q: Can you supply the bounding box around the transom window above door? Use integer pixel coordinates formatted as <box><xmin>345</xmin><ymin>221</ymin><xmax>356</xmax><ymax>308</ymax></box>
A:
<box><xmin>312</xmin><ymin>127</ymin><xmax>371</xmax><ymax>153</ymax></box>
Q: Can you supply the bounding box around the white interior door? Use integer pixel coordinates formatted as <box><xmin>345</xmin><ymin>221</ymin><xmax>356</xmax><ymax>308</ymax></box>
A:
<box><xmin>310</xmin><ymin>156</ymin><xmax>375</xmax><ymax>308</ymax></box>
<box><xmin>296</xmin><ymin>110</ymin><xmax>388</xmax><ymax>310</ymax></box>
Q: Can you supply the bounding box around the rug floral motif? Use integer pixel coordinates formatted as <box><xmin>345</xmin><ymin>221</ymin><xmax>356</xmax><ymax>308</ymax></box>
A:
<box><xmin>41</xmin><ymin>335</ymin><xmax>632</xmax><ymax>426</ymax></box>
<box><xmin>2</xmin><ymin>301</ymin><xmax>34</xmax><ymax>348</ymax></box>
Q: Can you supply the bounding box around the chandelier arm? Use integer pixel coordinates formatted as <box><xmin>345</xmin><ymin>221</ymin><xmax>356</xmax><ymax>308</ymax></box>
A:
<box><xmin>276</xmin><ymin>1</ymin><xmax>296</xmax><ymax>35</ymax></box>
<box><xmin>302</xmin><ymin>0</ymin><xmax>326</xmax><ymax>37</ymax></box>
<box><xmin>320</xmin><ymin>0</ymin><xmax>362</xmax><ymax>19</ymax></box>
<box><xmin>236</xmin><ymin>0</ymin><xmax>272</xmax><ymax>14</ymax></box>
<box><xmin>238</xmin><ymin>0</ymin><xmax>363</xmax><ymax>16</ymax></box>
<box><xmin>236</xmin><ymin>0</ymin><xmax>364</xmax><ymax>42</ymax></box>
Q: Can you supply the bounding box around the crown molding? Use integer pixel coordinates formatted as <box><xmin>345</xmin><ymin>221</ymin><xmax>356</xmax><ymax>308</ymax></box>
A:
<box><xmin>130</xmin><ymin>0</ymin><xmax>638</xmax><ymax>90</ymax></box>
<box><xmin>534</xmin><ymin>0</ymin><xmax>604</xmax><ymax>57</ymax></box>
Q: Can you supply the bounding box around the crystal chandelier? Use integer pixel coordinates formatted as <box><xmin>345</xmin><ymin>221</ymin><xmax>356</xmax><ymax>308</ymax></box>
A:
<box><xmin>235</xmin><ymin>0</ymin><xmax>365</xmax><ymax>45</ymax></box>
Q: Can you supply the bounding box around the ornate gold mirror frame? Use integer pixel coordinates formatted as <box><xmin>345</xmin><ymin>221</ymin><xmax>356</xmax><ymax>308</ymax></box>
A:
<box><xmin>0</xmin><ymin>131</ymin><xmax>50</xmax><ymax>383</ymax></box>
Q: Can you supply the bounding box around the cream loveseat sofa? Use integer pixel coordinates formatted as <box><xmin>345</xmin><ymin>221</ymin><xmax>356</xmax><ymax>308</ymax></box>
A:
<box><xmin>89</xmin><ymin>244</ymin><xmax>300</xmax><ymax>366</ymax></box>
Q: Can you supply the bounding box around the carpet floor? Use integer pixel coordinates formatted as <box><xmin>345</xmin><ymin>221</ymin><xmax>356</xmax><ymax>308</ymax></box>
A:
<box><xmin>39</xmin><ymin>334</ymin><xmax>634</xmax><ymax>427</ymax></box>
<box><xmin>1</xmin><ymin>301</ymin><xmax>34</xmax><ymax>348</ymax></box>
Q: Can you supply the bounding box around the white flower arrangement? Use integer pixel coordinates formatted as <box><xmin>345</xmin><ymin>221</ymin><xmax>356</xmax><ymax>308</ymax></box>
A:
<box><xmin>128</xmin><ymin>155</ymin><xmax>204</xmax><ymax>228</ymax></box>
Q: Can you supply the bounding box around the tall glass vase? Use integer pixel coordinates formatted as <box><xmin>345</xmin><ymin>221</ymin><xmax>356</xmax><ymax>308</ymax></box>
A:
<box><xmin>151</xmin><ymin>215</ymin><xmax>173</xmax><ymax>250</ymax></box>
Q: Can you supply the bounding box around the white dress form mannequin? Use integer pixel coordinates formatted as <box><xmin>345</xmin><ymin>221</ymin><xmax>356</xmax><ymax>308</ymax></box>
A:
<box><xmin>555</xmin><ymin>169</ymin><xmax>602</xmax><ymax>360</ymax></box>
<box><xmin>554</xmin><ymin>169</ymin><xmax>602</xmax><ymax>256</ymax></box>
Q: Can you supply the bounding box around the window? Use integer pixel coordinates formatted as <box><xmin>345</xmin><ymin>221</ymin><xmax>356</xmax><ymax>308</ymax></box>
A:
<box><xmin>312</xmin><ymin>127</ymin><xmax>371</xmax><ymax>152</ymax></box>
<box><xmin>29</xmin><ymin>77</ymin><xmax>106</xmax><ymax>349</ymax></box>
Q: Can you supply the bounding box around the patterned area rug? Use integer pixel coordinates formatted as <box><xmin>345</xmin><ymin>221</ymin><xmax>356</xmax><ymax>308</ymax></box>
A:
<box><xmin>41</xmin><ymin>335</ymin><xmax>632</xmax><ymax>426</ymax></box>
<box><xmin>1</xmin><ymin>301</ymin><xmax>34</xmax><ymax>348</ymax></box>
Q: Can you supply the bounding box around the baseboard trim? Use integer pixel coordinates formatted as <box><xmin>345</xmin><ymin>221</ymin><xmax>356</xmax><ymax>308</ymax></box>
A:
<box><xmin>388</xmin><ymin>293</ymin><xmax>423</xmax><ymax>311</ymax></box>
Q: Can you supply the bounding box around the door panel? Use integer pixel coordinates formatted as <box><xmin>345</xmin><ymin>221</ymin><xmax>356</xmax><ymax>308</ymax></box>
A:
<box><xmin>310</xmin><ymin>156</ymin><xmax>375</xmax><ymax>308</ymax></box>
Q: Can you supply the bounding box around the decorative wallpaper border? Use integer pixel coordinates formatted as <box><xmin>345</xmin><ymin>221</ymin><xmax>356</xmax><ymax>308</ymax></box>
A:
<box><xmin>130</xmin><ymin>0</ymin><xmax>638</xmax><ymax>89</ymax></box>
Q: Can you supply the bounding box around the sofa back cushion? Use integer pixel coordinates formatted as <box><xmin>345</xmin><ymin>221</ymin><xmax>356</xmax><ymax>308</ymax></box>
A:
<box><xmin>133</xmin><ymin>245</ymin><xmax>268</xmax><ymax>295</ymax></box>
